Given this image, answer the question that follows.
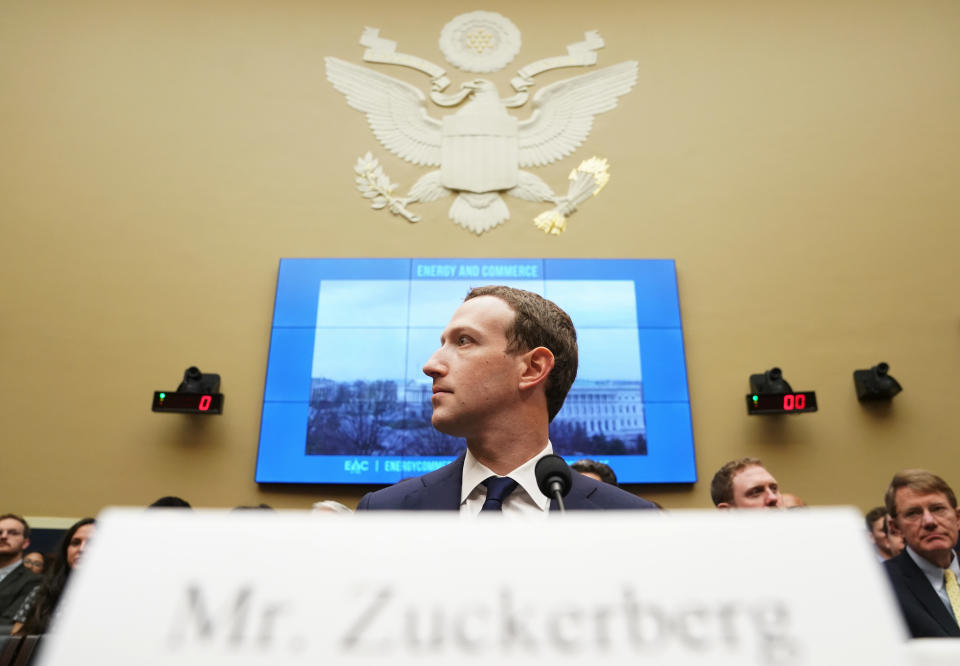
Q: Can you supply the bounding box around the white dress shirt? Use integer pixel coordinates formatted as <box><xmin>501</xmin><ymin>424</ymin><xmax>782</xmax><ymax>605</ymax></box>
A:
<box><xmin>460</xmin><ymin>441</ymin><xmax>553</xmax><ymax>517</ymax></box>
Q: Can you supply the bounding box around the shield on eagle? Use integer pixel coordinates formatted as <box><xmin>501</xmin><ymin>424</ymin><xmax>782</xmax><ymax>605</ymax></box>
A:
<box><xmin>441</xmin><ymin>112</ymin><xmax>518</xmax><ymax>193</ymax></box>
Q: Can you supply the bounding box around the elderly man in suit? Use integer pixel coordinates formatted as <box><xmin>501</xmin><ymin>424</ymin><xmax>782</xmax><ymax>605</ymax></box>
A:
<box><xmin>358</xmin><ymin>285</ymin><xmax>657</xmax><ymax>513</ymax></box>
<box><xmin>0</xmin><ymin>514</ymin><xmax>40</xmax><ymax>626</ymax></box>
<box><xmin>883</xmin><ymin>469</ymin><xmax>960</xmax><ymax>638</ymax></box>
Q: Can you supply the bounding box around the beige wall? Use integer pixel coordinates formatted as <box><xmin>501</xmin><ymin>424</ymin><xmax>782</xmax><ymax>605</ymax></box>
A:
<box><xmin>2</xmin><ymin>0</ymin><xmax>958</xmax><ymax>516</ymax></box>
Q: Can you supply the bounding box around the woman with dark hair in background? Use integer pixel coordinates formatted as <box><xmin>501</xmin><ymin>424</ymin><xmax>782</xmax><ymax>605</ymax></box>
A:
<box><xmin>11</xmin><ymin>518</ymin><xmax>95</xmax><ymax>635</ymax></box>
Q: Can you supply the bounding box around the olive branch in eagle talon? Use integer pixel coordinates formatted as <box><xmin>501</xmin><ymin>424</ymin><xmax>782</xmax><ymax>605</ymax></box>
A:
<box><xmin>353</xmin><ymin>153</ymin><xmax>419</xmax><ymax>222</ymax></box>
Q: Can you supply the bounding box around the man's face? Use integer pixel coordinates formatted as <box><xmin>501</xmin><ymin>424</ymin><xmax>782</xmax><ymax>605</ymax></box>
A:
<box><xmin>422</xmin><ymin>296</ymin><xmax>524</xmax><ymax>438</ymax></box>
<box><xmin>892</xmin><ymin>487</ymin><xmax>960</xmax><ymax>564</ymax></box>
<box><xmin>870</xmin><ymin>516</ymin><xmax>893</xmax><ymax>558</ymax></box>
<box><xmin>22</xmin><ymin>552</ymin><xmax>43</xmax><ymax>574</ymax></box>
<box><xmin>727</xmin><ymin>465</ymin><xmax>783</xmax><ymax>508</ymax></box>
<box><xmin>0</xmin><ymin>517</ymin><xmax>29</xmax><ymax>560</ymax></box>
<box><xmin>887</xmin><ymin>523</ymin><xmax>905</xmax><ymax>557</ymax></box>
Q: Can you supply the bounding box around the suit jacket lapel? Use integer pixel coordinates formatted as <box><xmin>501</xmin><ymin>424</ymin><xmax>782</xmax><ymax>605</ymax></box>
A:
<box><xmin>900</xmin><ymin>552</ymin><xmax>960</xmax><ymax>636</ymax></box>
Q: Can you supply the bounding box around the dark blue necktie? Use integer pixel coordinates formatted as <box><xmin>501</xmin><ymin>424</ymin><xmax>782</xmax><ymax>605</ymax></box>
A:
<box><xmin>481</xmin><ymin>476</ymin><xmax>519</xmax><ymax>512</ymax></box>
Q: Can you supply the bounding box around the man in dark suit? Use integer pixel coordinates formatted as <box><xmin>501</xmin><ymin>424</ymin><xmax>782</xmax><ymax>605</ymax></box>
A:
<box><xmin>883</xmin><ymin>469</ymin><xmax>960</xmax><ymax>638</ymax></box>
<box><xmin>0</xmin><ymin>513</ymin><xmax>40</xmax><ymax>625</ymax></box>
<box><xmin>358</xmin><ymin>450</ymin><xmax>656</xmax><ymax>511</ymax></box>
<box><xmin>358</xmin><ymin>285</ymin><xmax>657</xmax><ymax>513</ymax></box>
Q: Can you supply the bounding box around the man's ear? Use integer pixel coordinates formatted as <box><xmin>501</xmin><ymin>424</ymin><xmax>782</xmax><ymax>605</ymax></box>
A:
<box><xmin>518</xmin><ymin>347</ymin><xmax>555</xmax><ymax>391</ymax></box>
<box><xmin>22</xmin><ymin>538</ymin><xmax>30</xmax><ymax>552</ymax></box>
<box><xmin>716</xmin><ymin>503</ymin><xmax>732</xmax><ymax>510</ymax></box>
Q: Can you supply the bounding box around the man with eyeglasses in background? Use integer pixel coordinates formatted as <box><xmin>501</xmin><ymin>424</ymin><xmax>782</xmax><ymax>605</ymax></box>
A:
<box><xmin>21</xmin><ymin>552</ymin><xmax>44</xmax><ymax>575</ymax></box>
<box><xmin>883</xmin><ymin>470</ymin><xmax>960</xmax><ymax>638</ymax></box>
<box><xmin>0</xmin><ymin>513</ymin><xmax>40</xmax><ymax>628</ymax></box>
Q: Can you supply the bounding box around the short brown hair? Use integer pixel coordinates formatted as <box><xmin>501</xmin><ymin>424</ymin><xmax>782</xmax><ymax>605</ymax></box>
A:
<box><xmin>865</xmin><ymin>506</ymin><xmax>887</xmax><ymax>531</ymax></box>
<box><xmin>885</xmin><ymin>469</ymin><xmax>957</xmax><ymax>518</ymax></box>
<box><xmin>710</xmin><ymin>457</ymin><xmax>764</xmax><ymax>506</ymax></box>
<box><xmin>465</xmin><ymin>286</ymin><xmax>578</xmax><ymax>422</ymax></box>
<box><xmin>0</xmin><ymin>513</ymin><xmax>30</xmax><ymax>538</ymax></box>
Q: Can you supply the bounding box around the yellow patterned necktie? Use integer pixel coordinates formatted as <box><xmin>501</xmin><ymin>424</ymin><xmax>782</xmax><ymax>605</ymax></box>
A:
<box><xmin>944</xmin><ymin>569</ymin><xmax>960</xmax><ymax>625</ymax></box>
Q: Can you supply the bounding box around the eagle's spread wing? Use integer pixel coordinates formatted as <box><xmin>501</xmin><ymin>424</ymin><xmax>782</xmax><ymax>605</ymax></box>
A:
<box><xmin>517</xmin><ymin>61</ymin><xmax>637</xmax><ymax>168</ymax></box>
<box><xmin>325</xmin><ymin>57</ymin><xmax>442</xmax><ymax>167</ymax></box>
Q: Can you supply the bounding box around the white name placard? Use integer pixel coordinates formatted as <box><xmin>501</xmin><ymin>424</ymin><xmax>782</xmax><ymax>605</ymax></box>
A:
<box><xmin>38</xmin><ymin>508</ymin><xmax>909</xmax><ymax>665</ymax></box>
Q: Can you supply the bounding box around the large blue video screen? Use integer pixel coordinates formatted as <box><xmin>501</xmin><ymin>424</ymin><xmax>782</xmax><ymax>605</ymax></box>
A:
<box><xmin>256</xmin><ymin>259</ymin><xmax>695</xmax><ymax>484</ymax></box>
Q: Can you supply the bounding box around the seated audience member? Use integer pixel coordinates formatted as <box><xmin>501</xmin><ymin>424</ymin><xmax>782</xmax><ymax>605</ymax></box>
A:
<box><xmin>357</xmin><ymin>286</ymin><xmax>657</xmax><ymax>512</ymax></box>
<box><xmin>0</xmin><ymin>514</ymin><xmax>40</xmax><ymax>626</ymax></box>
<box><xmin>781</xmin><ymin>493</ymin><xmax>806</xmax><ymax>509</ymax></box>
<box><xmin>885</xmin><ymin>513</ymin><xmax>905</xmax><ymax>557</ymax></box>
<box><xmin>12</xmin><ymin>518</ymin><xmax>95</xmax><ymax>635</ymax></box>
<box><xmin>232</xmin><ymin>504</ymin><xmax>274</xmax><ymax>511</ymax></box>
<box><xmin>883</xmin><ymin>469</ymin><xmax>960</xmax><ymax>638</ymax></box>
<box><xmin>21</xmin><ymin>552</ymin><xmax>44</xmax><ymax>575</ymax></box>
<box><xmin>570</xmin><ymin>459</ymin><xmax>618</xmax><ymax>486</ymax></box>
<box><xmin>866</xmin><ymin>506</ymin><xmax>899</xmax><ymax>561</ymax></box>
<box><xmin>312</xmin><ymin>500</ymin><xmax>353</xmax><ymax>514</ymax></box>
<box><xmin>711</xmin><ymin>457</ymin><xmax>783</xmax><ymax>509</ymax></box>
<box><xmin>148</xmin><ymin>496</ymin><xmax>192</xmax><ymax>508</ymax></box>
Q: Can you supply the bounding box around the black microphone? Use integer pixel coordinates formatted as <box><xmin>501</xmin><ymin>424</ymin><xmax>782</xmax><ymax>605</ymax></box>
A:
<box><xmin>535</xmin><ymin>454</ymin><xmax>573</xmax><ymax>513</ymax></box>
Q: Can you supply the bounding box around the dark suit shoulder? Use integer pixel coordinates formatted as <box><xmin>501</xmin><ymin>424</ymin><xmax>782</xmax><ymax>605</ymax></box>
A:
<box><xmin>883</xmin><ymin>550</ymin><xmax>910</xmax><ymax>577</ymax></box>
<box><xmin>358</xmin><ymin>475</ymin><xmax>428</xmax><ymax>510</ymax></box>
<box><xmin>357</xmin><ymin>454</ymin><xmax>464</xmax><ymax>511</ymax></box>
<box><xmin>0</xmin><ymin>565</ymin><xmax>40</xmax><ymax>596</ymax></box>
<box><xmin>883</xmin><ymin>551</ymin><xmax>960</xmax><ymax>638</ymax></box>
<box><xmin>883</xmin><ymin>549</ymin><xmax>926</xmax><ymax>585</ymax></box>
<box><xmin>0</xmin><ymin>565</ymin><xmax>40</xmax><ymax>622</ymax></box>
<box><xmin>567</xmin><ymin>473</ymin><xmax>660</xmax><ymax>510</ymax></box>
